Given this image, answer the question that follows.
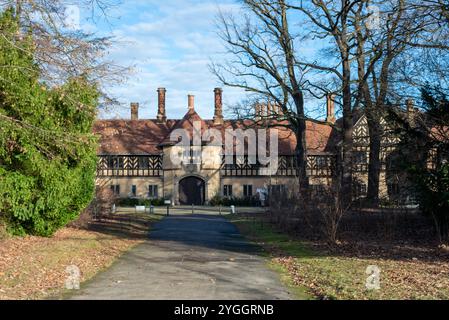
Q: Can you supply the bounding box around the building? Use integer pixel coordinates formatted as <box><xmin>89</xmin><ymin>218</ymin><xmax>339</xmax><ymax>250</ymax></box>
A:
<box><xmin>93</xmin><ymin>88</ymin><xmax>405</xmax><ymax>205</ymax></box>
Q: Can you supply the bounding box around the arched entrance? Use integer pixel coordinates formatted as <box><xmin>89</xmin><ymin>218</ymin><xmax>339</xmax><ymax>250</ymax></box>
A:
<box><xmin>178</xmin><ymin>176</ymin><xmax>206</xmax><ymax>205</ymax></box>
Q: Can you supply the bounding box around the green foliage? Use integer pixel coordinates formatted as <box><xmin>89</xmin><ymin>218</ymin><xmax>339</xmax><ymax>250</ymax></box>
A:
<box><xmin>209</xmin><ymin>195</ymin><xmax>260</xmax><ymax>207</ymax></box>
<box><xmin>401</xmin><ymin>86</ymin><xmax>449</xmax><ymax>242</ymax></box>
<box><xmin>409</xmin><ymin>163</ymin><xmax>449</xmax><ymax>242</ymax></box>
<box><xmin>0</xmin><ymin>8</ymin><xmax>99</xmax><ymax>236</ymax></box>
<box><xmin>117</xmin><ymin>198</ymin><xmax>167</xmax><ymax>207</ymax></box>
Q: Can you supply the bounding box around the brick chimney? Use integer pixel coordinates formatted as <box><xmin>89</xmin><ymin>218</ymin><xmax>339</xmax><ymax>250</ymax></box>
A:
<box><xmin>131</xmin><ymin>102</ymin><xmax>139</xmax><ymax>120</ymax></box>
<box><xmin>277</xmin><ymin>103</ymin><xmax>284</xmax><ymax>117</ymax></box>
<box><xmin>326</xmin><ymin>94</ymin><xmax>336</xmax><ymax>124</ymax></box>
<box><xmin>255</xmin><ymin>103</ymin><xmax>267</xmax><ymax>121</ymax></box>
<box><xmin>406</xmin><ymin>99</ymin><xmax>415</xmax><ymax>114</ymax></box>
<box><xmin>157</xmin><ymin>88</ymin><xmax>167</xmax><ymax>122</ymax></box>
<box><xmin>255</xmin><ymin>103</ymin><xmax>261</xmax><ymax>121</ymax></box>
<box><xmin>188</xmin><ymin>94</ymin><xmax>195</xmax><ymax>111</ymax></box>
<box><xmin>213</xmin><ymin>88</ymin><xmax>224</xmax><ymax>125</ymax></box>
<box><xmin>406</xmin><ymin>99</ymin><xmax>416</xmax><ymax>125</ymax></box>
<box><xmin>267</xmin><ymin>101</ymin><xmax>273</xmax><ymax>117</ymax></box>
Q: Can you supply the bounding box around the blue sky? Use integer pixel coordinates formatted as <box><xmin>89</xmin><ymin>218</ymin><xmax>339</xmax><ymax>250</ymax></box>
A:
<box><xmin>80</xmin><ymin>0</ymin><xmax>329</xmax><ymax>120</ymax></box>
<box><xmin>81</xmin><ymin>0</ymin><xmax>243</xmax><ymax>120</ymax></box>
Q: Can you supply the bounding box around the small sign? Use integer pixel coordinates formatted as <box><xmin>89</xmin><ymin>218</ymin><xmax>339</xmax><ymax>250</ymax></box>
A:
<box><xmin>164</xmin><ymin>200</ymin><xmax>172</xmax><ymax>205</ymax></box>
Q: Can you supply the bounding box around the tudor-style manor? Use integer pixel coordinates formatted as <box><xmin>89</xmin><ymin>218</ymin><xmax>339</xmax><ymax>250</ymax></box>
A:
<box><xmin>94</xmin><ymin>88</ymin><xmax>406</xmax><ymax>205</ymax></box>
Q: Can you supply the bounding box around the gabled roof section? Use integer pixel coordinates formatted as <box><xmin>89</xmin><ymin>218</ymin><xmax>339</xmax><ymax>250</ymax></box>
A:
<box><xmin>159</xmin><ymin>109</ymin><xmax>209</xmax><ymax>146</ymax></box>
<box><xmin>93</xmin><ymin>120</ymin><xmax>175</xmax><ymax>155</ymax></box>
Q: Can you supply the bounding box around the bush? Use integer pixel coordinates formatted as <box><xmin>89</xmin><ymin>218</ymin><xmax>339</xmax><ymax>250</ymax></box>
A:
<box><xmin>209</xmin><ymin>195</ymin><xmax>224</xmax><ymax>206</ymax></box>
<box><xmin>0</xmin><ymin>9</ymin><xmax>99</xmax><ymax>236</ymax></box>
<box><xmin>117</xmin><ymin>198</ymin><xmax>167</xmax><ymax>207</ymax></box>
<box><xmin>209</xmin><ymin>195</ymin><xmax>260</xmax><ymax>207</ymax></box>
<box><xmin>410</xmin><ymin>163</ymin><xmax>449</xmax><ymax>243</ymax></box>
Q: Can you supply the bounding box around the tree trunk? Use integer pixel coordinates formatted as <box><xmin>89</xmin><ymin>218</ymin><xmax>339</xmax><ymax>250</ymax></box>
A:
<box><xmin>16</xmin><ymin>0</ymin><xmax>21</xmax><ymax>14</ymax></box>
<box><xmin>291</xmin><ymin>89</ymin><xmax>309</xmax><ymax>192</ymax></box>
<box><xmin>341</xmin><ymin>57</ymin><xmax>353</xmax><ymax>206</ymax></box>
<box><xmin>366</xmin><ymin>111</ymin><xmax>382</xmax><ymax>206</ymax></box>
<box><xmin>295</xmin><ymin>119</ymin><xmax>309</xmax><ymax>191</ymax></box>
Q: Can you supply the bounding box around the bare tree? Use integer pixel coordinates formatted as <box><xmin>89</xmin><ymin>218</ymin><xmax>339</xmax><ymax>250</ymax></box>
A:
<box><xmin>316</xmin><ymin>184</ymin><xmax>350</xmax><ymax>245</ymax></box>
<box><xmin>353</xmin><ymin>0</ymin><xmax>449</xmax><ymax>205</ymax></box>
<box><xmin>0</xmin><ymin>0</ymin><xmax>129</xmax><ymax>159</ymax></box>
<box><xmin>290</xmin><ymin>0</ymin><xmax>360</xmax><ymax>205</ymax></box>
<box><xmin>0</xmin><ymin>0</ymin><xmax>127</xmax><ymax>106</ymax></box>
<box><xmin>351</xmin><ymin>0</ymin><xmax>407</xmax><ymax>206</ymax></box>
<box><xmin>211</xmin><ymin>0</ymin><xmax>311</xmax><ymax>190</ymax></box>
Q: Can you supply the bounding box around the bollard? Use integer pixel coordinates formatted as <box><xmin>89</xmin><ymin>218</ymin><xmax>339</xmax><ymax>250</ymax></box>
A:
<box><xmin>164</xmin><ymin>200</ymin><xmax>171</xmax><ymax>216</ymax></box>
<box><xmin>230</xmin><ymin>205</ymin><xmax>236</xmax><ymax>214</ymax></box>
<box><xmin>150</xmin><ymin>205</ymin><xmax>154</xmax><ymax>214</ymax></box>
<box><xmin>192</xmin><ymin>204</ymin><xmax>194</xmax><ymax>215</ymax></box>
<box><xmin>219</xmin><ymin>205</ymin><xmax>222</xmax><ymax>215</ymax></box>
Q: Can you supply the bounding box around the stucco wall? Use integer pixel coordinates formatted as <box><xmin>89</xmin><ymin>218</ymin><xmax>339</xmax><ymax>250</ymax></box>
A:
<box><xmin>96</xmin><ymin>177</ymin><xmax>164</xmax><ymax>198</ymax></box>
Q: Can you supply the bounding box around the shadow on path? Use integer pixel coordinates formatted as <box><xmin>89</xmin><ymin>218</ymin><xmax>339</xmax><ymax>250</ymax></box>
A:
<box><xmin>69</xmin><ymin>214</ymin><xmax>292</xmax><ymax>300</ymax></box>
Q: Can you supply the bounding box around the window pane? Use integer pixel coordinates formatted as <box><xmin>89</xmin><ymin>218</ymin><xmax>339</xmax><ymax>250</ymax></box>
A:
<box><xmin>223</xmin><ymin>185</ymin><xmax>233</xmax><ymax>197</ymax></box>
<box><xmin>117</xmin><ymin>157</ymin><xmax>124</xmax><ymax>169</ymax></box>
<box><xmin>111</xmin><ymin>185</ymin><xmax>120</xmax><ymax>195</ymax></box>
<box><xmin>131</xmin><ymin>185</ymin><xmax>137</xmax><ymax>197</ymax></box>
<box><xmin>148</xmin><ymin>185</ymin><xmax>158</xmax><ymax>198</ymax></box>
<box><xmin>139</xmin><ymin>157</ymin><xmax>149</xmax><ymax>169</ymax></box>
<box><xmin>244</xmin><ymin>185</ymin><xmax>253</xmax><ymax>197</ymax></box>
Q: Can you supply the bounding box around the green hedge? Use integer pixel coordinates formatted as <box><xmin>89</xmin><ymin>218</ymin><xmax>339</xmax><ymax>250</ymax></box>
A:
<box><xmin>117</xmin><ymin>198</ymin><xmax>167</xmax><ymax>207</ymax></box>
<box><xmin>209</xmin><ymin>195</ymin><xmax>261</xmax><ymax>207</ymax></box>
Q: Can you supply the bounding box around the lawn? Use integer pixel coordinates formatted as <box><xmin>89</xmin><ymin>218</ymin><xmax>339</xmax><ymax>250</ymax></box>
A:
<box><xmin>227</xmin><ymin>214</ymin><xmax>449</xmax><ymax>300</ymax></box>
<box><xmin>0</xmin><ymin>210</ymin><xmax>163</xmax><ymax>300</ymax></box>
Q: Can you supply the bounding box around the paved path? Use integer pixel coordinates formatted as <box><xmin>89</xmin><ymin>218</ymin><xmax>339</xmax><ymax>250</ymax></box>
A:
<box><xmin>70</xmin><ymin>214</ymin><xmax>292</xmax><ymax>300</ymax></box>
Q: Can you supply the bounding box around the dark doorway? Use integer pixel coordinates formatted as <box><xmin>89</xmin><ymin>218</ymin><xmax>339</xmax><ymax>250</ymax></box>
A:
<box><xmin>179</xmin><ymin>176</ymin><xmax>205</xmax><ymax>205</ymax></box>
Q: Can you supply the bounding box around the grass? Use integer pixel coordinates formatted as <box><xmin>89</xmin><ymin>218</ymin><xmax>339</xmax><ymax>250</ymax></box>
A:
<box><xmin>0</xmin><ymin>211</ymin><xmax>163</xmax><ymax>300</ymax></box>
<box><xmin>227</xmin><ymin>214</ymin><xmax>449</xmax><ymax>300</ymax></box>
<box><xmin>227</xmin><ymin>214</ymin><xmax>314</xmax><ymax>300</ymax></box>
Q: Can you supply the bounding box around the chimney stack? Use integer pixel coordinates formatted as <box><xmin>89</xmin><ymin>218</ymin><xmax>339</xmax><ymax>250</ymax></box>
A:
<box><xmin>406</xmin><ymin>99</ymin><xmax>416</xmax><ymax>125</ymax></box>
<box><xmin>188</xmin><ymin>94</ymin><xmax>195</xmax><ymax>111</ymax></box>
<box><xmin>255</xmin><ymin>103</ymin><xmax>266</xmax><ymax>121</ymax></box>
<box><xmin>267</xmin><ymin>101</ymin><xmax>273</xmax><ymax>117</ymax></box>
<box><xmin>157</xmin><ymin>88</ymin><xmax>167</xmax><ymax>122</ymax></box>
<box><xmin>406</xmin><ymin>99</ymin><xmax>415</xmax><ymax>114</ymax></box>
<box><xmin>131</xmin><ymin>102</ymin><xmax>139</xmax><ymax>120</ymax></box>
<box><xmin>326</xmin><ymin>94</ymin><xmax>336</xmax><ymax>124</ymax></box>
<box><xmin>213</xmin><ymin>88</ymin><xmax>224</xmax><ymax>125</ymax></box>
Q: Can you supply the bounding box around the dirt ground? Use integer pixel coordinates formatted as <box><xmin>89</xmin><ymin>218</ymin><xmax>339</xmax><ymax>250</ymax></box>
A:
<box><xmin>0</xmin><ymin>211</ymin><xmax>161</xmax><ymax>300</ymax></box>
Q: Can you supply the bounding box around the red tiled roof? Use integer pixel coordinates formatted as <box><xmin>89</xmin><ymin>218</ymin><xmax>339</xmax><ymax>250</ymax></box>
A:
<box><xmin>93</xmin><ymin>119</ymin><xmax>175</xmax><ymax>155</ymax></box>
<box><xmin>94</xmin><ymin>110</ymin><xmax>340</xmax><ymax>155</ymax></box>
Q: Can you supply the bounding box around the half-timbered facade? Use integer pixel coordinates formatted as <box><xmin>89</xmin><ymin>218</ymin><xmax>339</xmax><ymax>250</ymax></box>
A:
<box><xmin>93</xmin><ymin>88</ymin><xmax>408</xmax><ymax>205</ymax></box>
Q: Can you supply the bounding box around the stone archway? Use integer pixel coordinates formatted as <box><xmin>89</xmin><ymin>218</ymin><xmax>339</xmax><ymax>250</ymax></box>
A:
<box><xmin>178</xmin><ymin>176</ymin><xmax>206</xmax><ymax>205</ymax></box>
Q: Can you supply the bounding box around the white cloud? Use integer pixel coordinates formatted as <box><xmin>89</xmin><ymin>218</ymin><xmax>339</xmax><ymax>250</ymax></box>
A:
<box><xmin>96</xmin><ymin>0</ymin><xmax>244</xmax><ymax>120</ymax></box>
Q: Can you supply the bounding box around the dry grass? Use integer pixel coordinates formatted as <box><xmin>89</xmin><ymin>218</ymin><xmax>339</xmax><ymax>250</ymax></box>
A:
<box><xmin>0</xmin><ymin>228</ymin><xmax>140</xmax><ymax>300</ymax></box>
<box><xmin>0</xmin><ymin>211</ymin><xmax>163</xmax><ymax>300</ymax></box>
<box><xmin>228</xmin><ymin>214</ymin><xmax>449</xmax><ymax>300</ymax></box>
